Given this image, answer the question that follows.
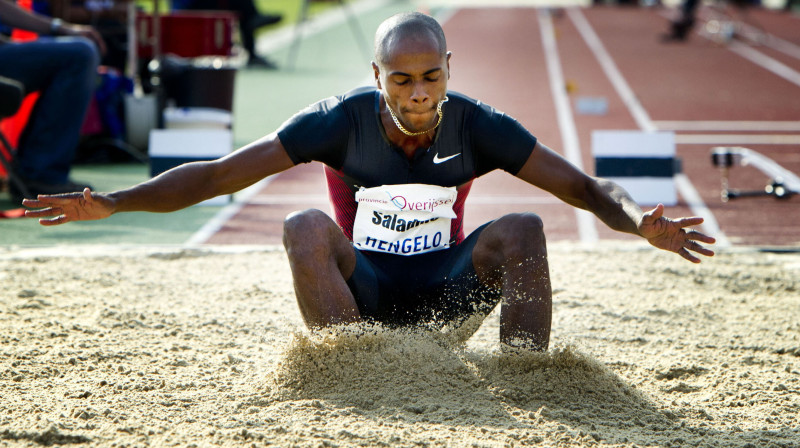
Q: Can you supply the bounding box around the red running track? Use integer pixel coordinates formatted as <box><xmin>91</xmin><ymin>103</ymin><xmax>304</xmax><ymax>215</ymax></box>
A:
<box><xmin>207</xmin><ymin>5</ymin><xmax>800</xmax><ymax>248</ymax></box>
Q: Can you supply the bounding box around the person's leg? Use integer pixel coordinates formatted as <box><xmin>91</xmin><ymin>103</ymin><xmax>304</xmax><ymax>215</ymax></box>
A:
<box><xmin>0</xmin><ymin>38</ymin><xmax>99</xmax><ymax>185</ymax></box>
<box><xmin>225</xmin><ymin>0</ymin><xmax>258</xmax><ymax>19</ymax></box>
<box><xmin>225</xmin><ymin>0</ymin><xmax>281</xmax><ymax>30</ymax></box>
<box><xmin>239</xmin><ymin>17</ymin><xmax>257</xmax><ymax>62</ymax></box>
<box><xmin>471</xmin><ymin>213</ymin><xmax>552</xmax><ymax>351</ymax></box>
<box><xmin>238</xmin><ymin>16</ymin><xmax>280</xmax><ymax>67</ymax></box>
<box><xmin>674</xmin><ymin>0</ymin><xmax>699</xmax><ymax>39</ymax></box>
<box><xmin>185</xmin><ymin>0</ymin><xmax>223</xmax><ymax>10</ymax></box>
<box><xmin>662</xmin><ymin>0</ymin><xmax>698</xmax><ymax>41</ymax></box>
<box><xmin>681</xmin><ymin>0</ymin><xmax>699</xmax><ymax>21</ymax></box>
<box><xmin>283</xmin><ymin>209</ymin><xmax>361</xmax><ymax>328</ymax></box>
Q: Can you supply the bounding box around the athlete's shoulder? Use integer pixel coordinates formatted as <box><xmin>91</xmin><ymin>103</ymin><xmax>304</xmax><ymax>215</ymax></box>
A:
<box><xmin>294</xmin><ymin>87</ymin><xmax>375</xmax><ymax>116</ymax></box>
<box><xmin>445</xmin><ymin>90</ymin><xmax>478</xmax><ymax>108</ymax></box>
<box><xmin>445</xmin><ymin>90</ymin><xmax>477</xmax><ymax>103</ymax></box>
<box><xmin>337</xmin><ymin>86</ymin><xmax>378</xmax><ymax>106</ymax></box>
<box><xmin>445</xmin><ymin>90</ymin><xmax>502</xmax><ymax>116</ymax></box>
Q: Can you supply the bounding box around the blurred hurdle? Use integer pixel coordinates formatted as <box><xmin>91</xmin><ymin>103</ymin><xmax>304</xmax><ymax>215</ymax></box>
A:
<box><xmin>592</xmin><ymin>130</ymin><xmax>679</xmax><ymax>206</ymax></box>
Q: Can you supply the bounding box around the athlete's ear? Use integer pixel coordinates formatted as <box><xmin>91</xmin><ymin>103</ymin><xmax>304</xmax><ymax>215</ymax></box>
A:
<box><xmin>372</xmin><ymin>61</ymin><xmax>382</xmax><ymax>89</ymax></box>
<box><xmin>446</xmin><ymin>51</ymin><xmax>452</xmax><ymax>79</ymax></box>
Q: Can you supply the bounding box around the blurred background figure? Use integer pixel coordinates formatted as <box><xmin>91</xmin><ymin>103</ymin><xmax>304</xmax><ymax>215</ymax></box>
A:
<box><xmin>663</xmin><ymin>0</ymin><xmax>699</xmax><ymax>40</ymax></box>
<box><xmin>663</xmin><ymin>0</ymin><xmax>767</xmax><ymax>42</ymax></box>
<box><xmin>0</xmin><ymin>0</ymin><xmax>103</xmax><ymax>203</ymax></box>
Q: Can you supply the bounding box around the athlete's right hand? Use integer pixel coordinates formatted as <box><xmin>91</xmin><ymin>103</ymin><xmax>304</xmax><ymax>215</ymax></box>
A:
<box><xmin>23</xmin><ymin>188</ymin><xmax>114</xmax><ymax>226</ymax></box>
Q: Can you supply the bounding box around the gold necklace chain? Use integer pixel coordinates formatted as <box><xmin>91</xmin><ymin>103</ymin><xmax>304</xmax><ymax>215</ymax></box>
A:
<box><xmin>386</xmin><ymin>96</ymin><xmax>449</xmax><ymax>137</ymax></box>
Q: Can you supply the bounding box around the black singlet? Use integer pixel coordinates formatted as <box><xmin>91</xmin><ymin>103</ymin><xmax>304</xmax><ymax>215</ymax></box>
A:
<box><xmin>276</xmin><ymin>86</ymin><xmax>537</xmax><ymax>245</ymax></box>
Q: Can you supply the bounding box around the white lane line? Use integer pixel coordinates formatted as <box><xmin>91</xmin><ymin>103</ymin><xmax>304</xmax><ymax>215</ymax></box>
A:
<box><xmin>538</xmin><ymin>8</ymin><xmax>599</xmax><ymax>244</ymax></box>
<box><xmin>674</xmin><ymin>174</ymin><xmax>730</xmax><ymax>247</ymax></box>
<box><xmin>727</xmin><ymin>41</ymin><xmax>800</xmax><ymax>89</ymax></box>
<box><xmin>568</xmin><ymin>7</ymin><xmax>729</xmax><ymax>247</ymax></box>
<box><xmin>666</xmin><ymin>8</ymin><xmax>800</xmax><ymax>66</ymax></box>
<box><xmin>693</xmin><ymin>8</ymin><xmax>800</xmax><ymax>62</ymax></box>
<box><xmin>658</xmin><ymin>9</ymin><xmax>800</xmax><ymax>96</ymax></box>
<box><xmin>737</xmin><ymin>22</ymin><xmax>800</xmax><ymax>61</ymax></box>
<box><xmin>185</xmin><ymin>176</ymin><xmax>276</xmax><ymax>246</ymax></box>
<box><xmin>654</xmin><ymin>121</ymin><xmax>800</xmax><ymax>132</ymax></box>
<box><xmin>539</xmin><ymin>10</ymin><xmax>583</xmax><ymax>169</ymax></box>
<box><xmin>675</xmin><ymin>134</ymin><xmax>800</xmax><ymax>145</ymax></box>
<box><xmin>567</xmin><ymin>7</ymin><xmax>655</xmax><ymax>132</ymax></box>
<box><xmin>686</xmin><ymin>11</ymin><xmax>800</xmax><ymax>88</ymax></box>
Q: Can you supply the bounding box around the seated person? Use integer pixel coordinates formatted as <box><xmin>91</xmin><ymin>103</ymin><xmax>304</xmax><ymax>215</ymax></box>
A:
<box><xmin>0</xmin><ymin>0</ymin><xmax>103</xmax><ymax>203</ymax></box>
<box><xmin>49</xmin><ymin>0</ymin><xmax>133</xmax><ymax>72</ymax></box>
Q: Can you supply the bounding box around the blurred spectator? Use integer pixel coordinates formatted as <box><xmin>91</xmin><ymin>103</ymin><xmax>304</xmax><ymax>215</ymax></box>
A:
<box><xmin>177</xmin><ymin>0</ymin><xmax>282</xmax><ymax>68</ymax></box>
<box><xmin>663</xmin><ymin>0</ymin><xmax>698</xmax><ymax>41</ymax></box>
<box><xmin>50</xmin><ymin>0</ymin><xmax>133</xmax><ymax>73</ymax></box>
<box><xmin>0</xmin><ymin>0</ymin><xmax>102</xmax><ymax>203</ymax></box>
<box><xmin>664</xmin><ymin>0</ymin><xmax>763</xmax><ymax>41</ymax></box>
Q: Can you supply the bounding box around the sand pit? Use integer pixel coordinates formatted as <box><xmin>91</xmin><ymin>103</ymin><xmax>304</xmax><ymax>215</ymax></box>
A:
<box><xmin>1</xmin><ymin>242</ymin><xmax>799</xmax><ymax>447</ymax></box>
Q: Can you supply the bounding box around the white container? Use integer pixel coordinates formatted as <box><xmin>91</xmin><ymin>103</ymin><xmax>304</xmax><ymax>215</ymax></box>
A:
<box><xmin>124</xmin><ymin>94</ymin><xmax>158</xmax><ymax>151</ymax></box>
<box><xmin>148</xmin><ymin>128</ymin><xmax>233</xmax><ymax>206</ymax></box>
<box><xmin>163</xmin><ymin>107</ymin><xmax>232</xmax><ymax>130</ymax></box>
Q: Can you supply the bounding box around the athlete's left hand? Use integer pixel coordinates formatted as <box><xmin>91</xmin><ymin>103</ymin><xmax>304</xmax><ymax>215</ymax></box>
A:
<box><xmin>638</xmin><ymin>204</ymin><xmax>716</xmax><ymax>263</ymax></box>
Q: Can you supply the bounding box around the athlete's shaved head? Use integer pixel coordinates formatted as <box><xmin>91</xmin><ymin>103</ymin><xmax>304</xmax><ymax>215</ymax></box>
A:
<box><xmin>374</xmin><ymin>12</ymin><xmax>447</xmax><ymax>65</ymax></box>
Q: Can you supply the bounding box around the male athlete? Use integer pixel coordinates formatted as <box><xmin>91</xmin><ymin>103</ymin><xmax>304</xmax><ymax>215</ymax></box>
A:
<box><xmin>23</xmin><ymin>12</ymin><xmax>715</xmax><ymax>351</ymax></box>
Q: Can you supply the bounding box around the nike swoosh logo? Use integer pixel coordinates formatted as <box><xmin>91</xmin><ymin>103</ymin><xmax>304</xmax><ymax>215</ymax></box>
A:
<box><xmin>433</xmin><ymin>152</ymin><xmax>462</xmax><ymax>164</ymax></box>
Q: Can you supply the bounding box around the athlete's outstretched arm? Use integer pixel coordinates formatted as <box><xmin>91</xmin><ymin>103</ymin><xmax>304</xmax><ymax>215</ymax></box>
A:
<box><xmin>515</xmin><ymin>141</ymin><xmax>714</xmax><ymax>263</ymax></box>
<box><xmin>24</xmin><ymin>133</ymin><xmax>295</xmax><ymax>225</ymax></box>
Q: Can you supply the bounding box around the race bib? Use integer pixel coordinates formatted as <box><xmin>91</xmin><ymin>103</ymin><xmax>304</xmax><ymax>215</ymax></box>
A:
<box><xmin>353</xmin><ymin>184</ymin><xmax>457</xmax><ymax>255</ymax></box>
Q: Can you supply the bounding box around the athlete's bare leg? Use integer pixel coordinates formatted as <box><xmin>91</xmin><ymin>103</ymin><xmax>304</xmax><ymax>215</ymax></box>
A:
<box><xmin>283</xmin><ymin>209</ymin><xmax>360</xmax><ymax>327</ymax></box>
<box><xmin>471</xmin><ymin>213</ymin><xmax>552</xmax><ymax>351</ymax></box>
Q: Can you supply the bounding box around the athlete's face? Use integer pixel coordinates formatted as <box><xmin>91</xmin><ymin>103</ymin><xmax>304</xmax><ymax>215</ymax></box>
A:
<box><xmin>373</xmin><ymin>31</ymin><xmax>451</xmax><ymax>134</ymax></box>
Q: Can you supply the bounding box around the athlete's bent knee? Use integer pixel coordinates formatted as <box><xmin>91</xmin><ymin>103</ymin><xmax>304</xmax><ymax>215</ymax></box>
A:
<box><xmin>498</xmin><ymin>212</ymin><xmax>545</xmax><ymax>242</ymax></box>
<box><xmin>494</xmin><ymin>213</ymin><xmax>547</xmax><ymax>258</ymax></box>
<box><xmin>283</xmin><ymin>209</ymin><xmax>355</xmax><ymax>277</ymax></box>
<box><xmin>501</xmin><ymin>212</ymin><xmax>544</xmax><ymax>233</ymax></box>
<box><xmin>474</xmin><ymin>213</ymin><xmax>546</xmax><ymax>272</ymax></box>
<box><xmin>283</xmin><ymin>209</ymin><xmax>333</xmax><ymax>249</ymax></box>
